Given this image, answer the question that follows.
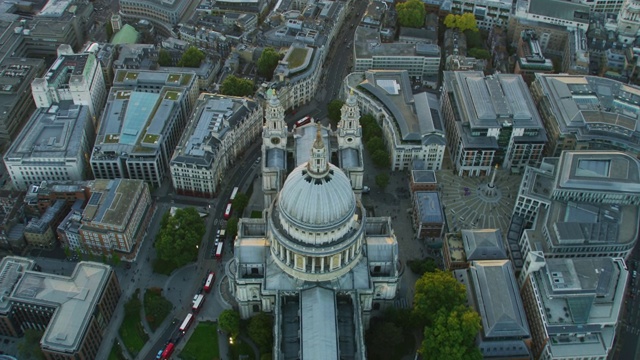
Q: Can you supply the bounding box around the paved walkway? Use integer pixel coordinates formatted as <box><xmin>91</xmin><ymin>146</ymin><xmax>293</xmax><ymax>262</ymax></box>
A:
<box><xmin>436</xmin><ymin>169</ymin><xmax>521</xmax><ymax>236</ymax></box>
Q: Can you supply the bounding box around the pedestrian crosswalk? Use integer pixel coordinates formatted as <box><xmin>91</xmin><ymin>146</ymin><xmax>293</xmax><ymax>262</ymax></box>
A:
<box><xmin>394</xmin><ymin>297</ymin><xmax>409</xmax><ymax>309</ymax></box>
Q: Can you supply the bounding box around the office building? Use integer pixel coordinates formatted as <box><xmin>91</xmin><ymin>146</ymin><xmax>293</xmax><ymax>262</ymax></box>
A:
<box><xmin>0</xmin><ymin>58</ymin><xmax>45</xmax><ymax>145</ymax></box>
<box><xmin>455</xmin><ymin>260</ymin><xmax>531</xmax><ymax>359</ymax></box>
<box><xmin>57</xmin><ymin>179</ymin><xmax>151</xmax><ymax>256</ymax></box>
<box><xmin>0</xmin><ymin>256</ymin><xmax>121</xmax><ymax>359</ymax></box>
<box><xmin>450</xmin><ymin>0</ymin><xmax>513</xmax><ymax>30</ymax></box>
<box><xmin>0</xmin><ymin>190</ymin><xmax>26</xmax><ymax>251</ymax></box>
<box><xmin>171</xmin><ymin>94</ymin><xmax>262</xmax><ymax>198</ymax></box>
<box><xmin>441</xmin><ymin>71</ymin><xmax>547</xmax><ymax>176</ymax></box>
<box><xmin>354</xmin><ymin>26</ymin><xmax>441</xmax><ymax>86</ymax></box>
<box><xmin>344</xmin><ymin>70</ymin><xmax>446</xmax><ymax>171</ymax></box>
<box><xmin>530</xmin><ymin>74</ymin><xmax>640</xmax><ymax>156</ymax></box>
<box><xmin>4</xmin><ymin>104</ymin><xmax>95</xmax><ymax>191</ymax></box>
<box><xmin>443</xmin><ymin>229</ymin><xmax>508</xmax><ymax>270</ymax></box>
<box><xmin>520</xmin><ymin>257</ymin><xmax>627</xmax><ymax>360</ymax></box>
<box><xmin>508</xmin><ymin>151</ymin><xmax>640</xmax><ymax>271</ymax></box>
<box><xmin>91</xmin><ymin>69</ymin><xmax>198</xmax><ymax>187</ymax></box>
<box><xmin>31</xmin><ymin>47</ymin><xmax>107</xmax><ymax>121</ymax></box>
<box><xmin>515</xmin><ymin>30</ymin><xmax>554</xmax><ymax>83</ymax></box>
<box><xmin>411</xmin><ymin>192</ymin><xmax>445</xmax><ymax>239</ymax></box>
<box><xmin>231</xmin><ymin>126</ymin><xmax>399</xmax><ymax>359</ymax></box>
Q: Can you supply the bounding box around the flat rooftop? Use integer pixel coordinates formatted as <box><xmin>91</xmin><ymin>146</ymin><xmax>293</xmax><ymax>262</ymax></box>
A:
<box><xmin>533</xmin><ymin>74</ymin><xmax>640</xmax><ymax>151</ymax></box>
<box><xmin>172</xmin><ymin>94</ymin><xmax>258</xmax><ymax>167</ymax></box>
<box><xmin>555</xmin><ymin>151</ymin><xmax>640</xmax><ymax>193</ymax></box>
<box><xmin>82</xmin><ymin>179</ymin><xmax>144</xmax><ymax>228</ymax></box>
<box><xmin>11</xmin><ymin>261</ymin><xmax>112</xmax><ymax>353</ymax></box>
<box><xmin>444</xmin><ymin>71</ymin><xmax>545</xmax><ymax>130</ymax></box>
<box><xmin>355</xmin><ymin>71</ymin><xmax>445</xmax><ymax>143</ymax></box>
<box><xmin>414</xmin><ymin>191</ymin><xmax>444</xmax><ymax>224</ymax></box>
<box><xmin>0</xmin><ymin>256</ymin><xmax>36</xmax><ymax>314</ymax></box>
<box><xmin>355</xmin><ymin>26</ymin><xmax>440</xmax><ymax>59</ymax></box>
<box><xmin>5</xmin><ymin>103</ymin><xmax>90</xmax><ymax>162</ymax></box>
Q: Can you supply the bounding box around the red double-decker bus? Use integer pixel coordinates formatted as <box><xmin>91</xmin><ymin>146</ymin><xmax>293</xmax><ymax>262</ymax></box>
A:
<box><xmin>203</xmin><ymin>272</ymin><xmax>215</xmax><ymax>293</ymax></box>
<box><xmin>161</xmin><ymin>343</ymin><xmax>175</xmax><ymax>360</ymax></box>
<box><xmin>192</xmin><ymin>294</ymin><xmax>205</xmax><ymax>312</ymax></box>
<box><xmin>223</xmin><ymin>203</ymin><xmax>232</xmax><ymax>220</ymax></box>
<box><xmin>215</xmin><ymin>242</ymin><xmax>224</xmax><ymax>260</ymax></box>
<box><xmin>294</xmin><ymin>116</ymin><xmax>313</xmax><ymax>128</ymax></box>
<box><xmin>179</xmin><ymin>313</ymin><xmax>194</xmax><ymax>333</ymax></box>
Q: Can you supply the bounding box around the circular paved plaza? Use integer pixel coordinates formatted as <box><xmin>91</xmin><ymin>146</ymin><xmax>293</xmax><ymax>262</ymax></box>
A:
<box><xmin>436</xmin><ymin>169</ymin><xmax>522</xmax><ymax>235</ymax></box>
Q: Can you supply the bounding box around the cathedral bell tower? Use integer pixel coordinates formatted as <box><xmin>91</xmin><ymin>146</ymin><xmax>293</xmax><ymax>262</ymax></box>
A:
<box><xmin>263</xmin><ymin>90</ymin><xmax>287</xmax><ymax>150</ymax></box>
<box><xmin>337</xmin><ymin>90</ymin><xmax>362</xmax><ymax>149</ymax></box>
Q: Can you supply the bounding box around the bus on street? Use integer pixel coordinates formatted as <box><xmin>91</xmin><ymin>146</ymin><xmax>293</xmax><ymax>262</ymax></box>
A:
<box><xmin>179</xmin><ymin>313</ymin><xmax>194</xmax><ymax>333</ymax></box>
<box><xmin>230</xmin><ymin>187</ymin><xmax>239</xmax><ymax>201</ymax></box>
<box><xmin>215</xmin><ymin>242</ymin><xmax>224</xmax><ymax>260</ymax></box>
<box><xmin>223</xmin><ymin>203</ymin><xmax>232</xmax><ymax>220</ymax></box>
<box><xmin>294</xmin><ymin>116</ymin><xmax>313</xmax><ymax>128</ymax></box>
<box><xmin>192</xmin><ymin>294</ymin><xmax>205</xmax><ymax>312</ymax></box>
<box><xmin>161</xmin><ymin>343</ymin><xmax>175</xmax><ymax>360</ymax></box>
<box><xmin>204</xmin><ymin>272</ymin><xmax>215</xmax><ymax>293</ymax></box>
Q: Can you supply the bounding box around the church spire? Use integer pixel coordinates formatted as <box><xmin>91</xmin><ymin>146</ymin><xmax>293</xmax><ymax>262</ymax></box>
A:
<box><xmin>308</xmin><ymin>123</ymin><xmax>328</xmax><ymax>176</ymax></box>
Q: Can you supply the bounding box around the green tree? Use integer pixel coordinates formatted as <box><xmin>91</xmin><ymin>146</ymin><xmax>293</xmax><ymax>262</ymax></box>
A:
<box><xmin>457</xmin><ymin>13</ymin><xmax>478</xmax><ymax>32</ymax></box>
<box><xmin>111</xmin><ymin>254</ymin><xmax>121</xmax><ymax>266</ymax></box>
<box><xmin>371</xmin><ymin>149</ymin><xmax>389</xmax><ymax>168</ymax></box>
<box><xmin>327</xmin><ymin>100</ymin><xmax>345</xmax><ymax>126</ymax></box>
<box><xmin>366</xmin><ymin>137</ymin><xmax>385</xmax><ymax>154</ymax></box>
<box><xmin>407</xmin><ymin>258</ymin><xmax>437</xmax><ymax>275</ymax></box>
<box><xmin>63</xmin><ymin>246</ymin><xmax>71</xmax><ymax>258</ymax></box>
<box><xmin>178</xmin><ymin>46</ymin><xmax>205</xmax><ymax>68</ymax></box>
<box><xmin>359</xmin><ymin>114</ymin><xmax>377</xmax><ymax>128</ymax></box>
<box><xmin>444</xmin><ymin>14</ymin><xmax>458</xmax><ymax>29</ymax></box>
<box><xmin>420</xmin><ymin>306</ymin><xmax>482</xmax><ymax>360</ymax></box>
<box><xmin>106</xmin><ymin>21</ymin><xmax>114</xmax><ymax>41</ymax></box>
<box><xmin>257</xmin><ymin>48</ymin><xmax>282</xmax><ymax>79</ymax></box>
<box><xmin>413</xmin><ymin>270</ymin><xmax>467</xmax><ymax>327</ymax></box>
<box><xmin>375</xmin><ymin>173</ymin><xmax>390</xmax><ymax>189</ymax></box>
<box><xmin>219</xmin><ymin>309</ymin><xmax>241</xmax><ymax>337</ymax></box>
<box><xmin>248</xmin><ymin>313</ymin><xmax>274</xmax><ymax>353</ymax></box>
<box><xmin>233</xmin><ymin>193</ymin><xmax>249</xmax><ymax>216</ymax></box>
<box><xmin>396</xmin><ymin>0</ymin><xmax>426</xmax><ymax>28</ymax></box>
<box><xmin>226</xmin><ymin>217</ymin><xmax>239</xmax><ymax>239</ymax></box>
<box><xmin>366</xmin><ymin>321</ymin><xmax>404</xmax><ymax>360</ymax></box>
<box><xmin>18</xmin><ymin>329</ymin><xmax>45</xmax><ymax>360</ymax></box>
<box><xmin>155</xmin><ymin>207</ymin><xmax>206</xmax><ymax>268</ymax></box>
<box><xmin>468</xmin><ymin>48</ymin><xmax>491</xmax><ymax>60</ymax></box>
<box><xmin>221</xmin><ymin>75</ymin><xmax>255</xmax><ymax>97</ymax></box>
<box><xmin>158</xmin><ymin>49</ymin><xmax>173</xmax><ymax>66</ymax></box>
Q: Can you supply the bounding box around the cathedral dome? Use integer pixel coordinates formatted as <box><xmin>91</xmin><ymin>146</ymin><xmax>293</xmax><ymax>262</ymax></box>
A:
<box><xmin>278</xmin><ymin>161</ymin><xmax>356</xmax><ymax>229</ymax></box>
<box><xmin>279</xmin><ymin>124</ymin><xmax>356</xmax><ymax>230</ymax></box>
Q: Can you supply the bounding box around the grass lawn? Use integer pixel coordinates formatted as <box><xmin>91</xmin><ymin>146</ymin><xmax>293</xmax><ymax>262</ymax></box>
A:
<box><xmin>287</xmin><ymin>47</ymin><xmax>309</xmax><ymax>69</ymax></box>
<box><xmin>143</xmin><ymin>288</ymin><xmax>173</xmax><ymax>331</ymax></box>
<box><xmin>179</xmin><ymin>321</ymin><xmax>220</xmax><ymax>360</ymax></box>
<box><xmin>250</xmin><ymin>211</ymin><xmax>262</xmax><ymax>219</ymax></box>
<box><xmin>118</xmin><ymin>289</ymin><xmax>149</xmax><ymax>356</ymax></box>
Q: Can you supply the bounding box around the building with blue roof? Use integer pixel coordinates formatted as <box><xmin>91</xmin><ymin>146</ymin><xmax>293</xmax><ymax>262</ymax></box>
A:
<box><xmin>90</xmin><ymin>69</ymin><xmax>198</xmax><ymax>187</ymax></box>
<box><xmin>412</xmin><ymin>191</ymin><xmax>445</xmax><ymax>239</ymax></box>
<box><xmin>170</xmin><ymin>93</ymin><xmax>262</xmax><ymax>198</ymax></box>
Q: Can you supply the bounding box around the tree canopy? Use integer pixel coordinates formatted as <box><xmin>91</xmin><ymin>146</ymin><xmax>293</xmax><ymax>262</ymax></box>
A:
<box><xmin>178</xmin><ymin>46</ymin><xmax>205</xmax><ymax>68</ymax></box>
<box><xmin>468</xmin><ymin>48</ymin><xmax>491</xmax><ymax>60</ymax></box>
<box><xmin>375</xmin><ymin>173</ymin><xmax>390</xmax><ymax>189</ymax></box>
<box><xmin>18</xmin><ymin>329</ymin><xmax>45</xmax><ymax>360</ymax></box>
<box><xmin>219</xmin><ymin>309</ymin><xmax>241</xmax><ymax>337</ymax></box>
<box><xmin>155</xmin><ymin>207</ymin><xmax>205</xmax><ymax>268</ymax></box>
<box><xmin>371</xmin><ymin>149</ymin><xmax>389</xmax><ymax>168</ymax></box>
<box><xmin>327</xmin><ymin>99</ymin><xmax>345</xmax><ymax>126</ymax></box>
<box><xmin>413</xmin><ymin>270</ymin><xmax>467</xmax><ymax>327</ymax></box>
<box><xmin>366</xmin><ymin>137</ymin><xmax>385</xmax><ymax>154</ymax></box>
<box><xmin>360</xmin><ymin>114</ymin><xmax>383</xmax><ymax>141</ymax></box>
<box><xmin>158</xmin><ymin>49</ymin><xmax>172</xmax><ymax>66</ymax></box>
<box><xmin>397</xmin><ymin>0</ymin><xmax>426</xmax><ymax>28</ymax></box>
<box><xmin>232</xmin><ymin>193</ymin><xmax>249</xmax><ymax>216</ymax></box>
<box><xmin>221</xmin><ymin>75</ymin><xmax>254</xmax><ymax>97</ymax></box>
<box><xmin>257</xmin><ymin>48</ymin><xmax>282</xmax><ymax>80</ymax></box>
<box><xmin>444</xmin><ymin>13</ymin><xmax>478</xmax><ymax>32</ymax></box>
<box><xmin>420</xmin><ymin>306</ymin><xmax>482</xmax><ymax>360</ymax></box>
<box><xmin>366</xmin><ymin>321</ymin><xmax>404</xmax><ymax>360</ymax></box>
<box><xmin>248</xmin><ymin>313</ymin><xmax>274</xmax><ymax>353</ymax></box>
<box><xmin>226</xmin><ymin>216</ymin><xmax>239</xmax><ymax>239</ymax></box>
